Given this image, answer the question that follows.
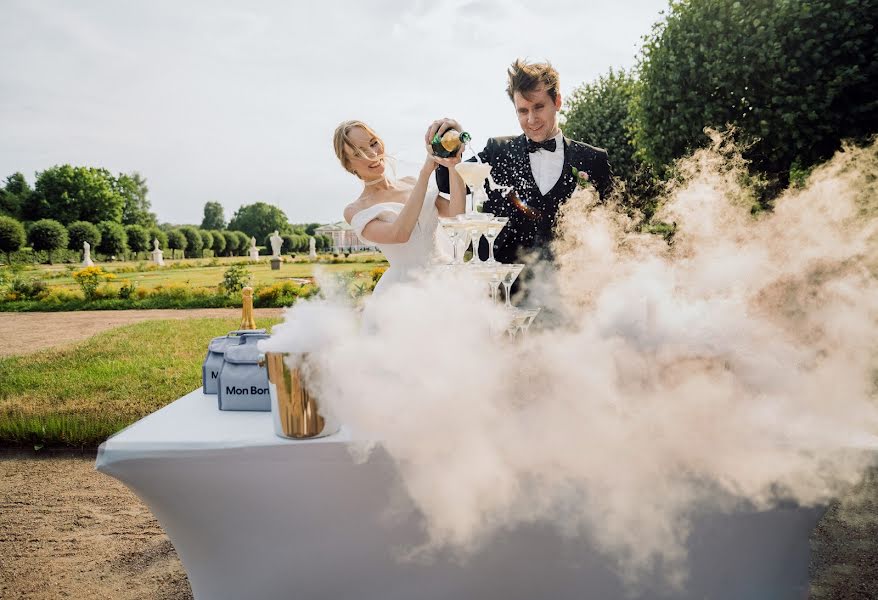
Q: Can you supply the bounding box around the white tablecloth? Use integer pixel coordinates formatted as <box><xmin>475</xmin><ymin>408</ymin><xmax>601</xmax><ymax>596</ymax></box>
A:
<box><xmin>96</xmin><ymin>389</ymin><xmax>824</xmax><ymax>600</ymax></box>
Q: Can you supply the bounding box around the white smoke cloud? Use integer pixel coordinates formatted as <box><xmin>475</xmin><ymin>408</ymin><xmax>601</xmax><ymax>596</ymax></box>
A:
<box><xmin>260</xmin><ymin>138</ymin><xmax>878</xmax><ymax>588</ymax></box>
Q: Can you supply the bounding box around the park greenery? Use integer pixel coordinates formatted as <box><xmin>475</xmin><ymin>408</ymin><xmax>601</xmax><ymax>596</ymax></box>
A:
<box><xmin>0</xmin><ymin>253</ymin><xmax>386</xmax><ymax>311</ymax></box>
<box><xmin>562</xmin><ymin>0</ymin><xmax>877</xmax><ymax>212</ymax></box>
<box><xmin>0</xmin><ymin>317</ymin><xmax>281</xmax><ymax>446</ymax></box>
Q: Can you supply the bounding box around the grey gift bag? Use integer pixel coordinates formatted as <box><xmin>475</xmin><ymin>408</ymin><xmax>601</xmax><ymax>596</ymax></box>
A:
<box><xmin>217</xmin><ymin>333</ymin><xmax>271</xmax><ymax>411</ymax></box>
<box><xmin>202</xmin><ymin>330</ymin><xmax>266</xmax><ymax>394</ymax></box>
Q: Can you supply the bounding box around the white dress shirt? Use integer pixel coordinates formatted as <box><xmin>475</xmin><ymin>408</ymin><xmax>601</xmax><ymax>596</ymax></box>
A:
<box><xmin>528</xmin><ymin>131</ymin><xmax>565</xmax><ymax>196</ymax></box>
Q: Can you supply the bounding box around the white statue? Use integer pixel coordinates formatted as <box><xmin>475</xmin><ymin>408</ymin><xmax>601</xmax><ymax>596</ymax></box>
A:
<box><xmin>150</xmin><ymin>237</ymin><xmax>164</xmax><ymax>266</ymax></box>
<box><xmin>309</xmin><ymin>236</ymin><xmax>317</xmax><ymax>260</ymax></box>
<box><xmin>82</xmin><ymin>240</ymin><xmax>94</xmax><ymax>267</ymax></box>
<box><xmin>249</xmin><ymin>236</ymin><xmax>260</xmax><ymax>262</ymax></box>
<box><xmin>270</xmin><ymin>230</ymin><xmax>283</xmax><ymax>258</ymax></box>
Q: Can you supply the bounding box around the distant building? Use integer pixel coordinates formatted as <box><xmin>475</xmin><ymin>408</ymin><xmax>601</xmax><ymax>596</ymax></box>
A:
<box><xmin>314</xmin><ymin>221</ymin><xmax>375</xmax><ymax>253</ymax></box>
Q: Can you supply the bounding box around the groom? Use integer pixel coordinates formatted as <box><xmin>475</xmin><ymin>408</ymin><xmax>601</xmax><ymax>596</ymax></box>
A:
<box><xmin>432</xmin><ymin>59</ymin><xmax>612</xmax><ymax>266</ymax></box>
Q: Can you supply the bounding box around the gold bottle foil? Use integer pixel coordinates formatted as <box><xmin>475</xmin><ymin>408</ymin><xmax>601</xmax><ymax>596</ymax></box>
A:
<box><xmin>263</xmin><ymin>352</ymin><xmax>330</xmax><ymax>439</ymax></box>
<box><xmin>240</xmin><ymin>286</ymin><xmax>257</xmax><ymax>330</ymax></box>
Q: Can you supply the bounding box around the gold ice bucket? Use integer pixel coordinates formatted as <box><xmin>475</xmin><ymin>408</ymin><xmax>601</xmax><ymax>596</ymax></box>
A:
<box><xmin>260</xmin><ymin>352</ymin><xmax>339</xmax><ymax>439</ymax></box>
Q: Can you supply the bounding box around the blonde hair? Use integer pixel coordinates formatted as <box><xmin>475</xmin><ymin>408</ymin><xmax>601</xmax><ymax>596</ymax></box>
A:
<box><xmin>333</xmin><ymin>120</ymin><xmax>385</xmax><ymax>178</ymax></box>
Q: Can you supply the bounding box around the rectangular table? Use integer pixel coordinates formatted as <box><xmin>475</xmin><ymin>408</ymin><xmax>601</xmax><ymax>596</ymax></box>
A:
<box><xmin>96</xmin><ymin>389</ymin><xmax>825</xmax><ymax>600</ymax></box>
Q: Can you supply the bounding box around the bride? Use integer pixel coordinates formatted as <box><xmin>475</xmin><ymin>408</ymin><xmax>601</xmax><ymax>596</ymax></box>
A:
<box><xmin>333</xmin><ymin>120</ymin><xmax>467</xmax><ymax>296</ymax></box>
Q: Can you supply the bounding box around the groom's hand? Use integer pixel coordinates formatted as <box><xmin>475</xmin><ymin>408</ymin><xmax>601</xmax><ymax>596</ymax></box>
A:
<box><xmin>426</xmin><ymin>118</ymin><xmax>464</xmax><ymax>145</ymax></box>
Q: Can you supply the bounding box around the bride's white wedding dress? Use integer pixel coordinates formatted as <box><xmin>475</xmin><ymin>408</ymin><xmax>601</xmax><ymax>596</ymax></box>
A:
<box><xmin>350</xmin><ymin>176</ymin><xmax>452</xmax><ymax>296</ymax></box>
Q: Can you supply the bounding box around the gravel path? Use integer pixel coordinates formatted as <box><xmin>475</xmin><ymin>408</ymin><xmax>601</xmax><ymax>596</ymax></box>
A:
<box><xmin>0</xmin><ymin>309</ymin><xmax>284</xmax><ymax>357</ymax></box>
<box><xmin>0</xmin><ymin>450</ymin><xmax>192</xmax><ymax>600</ymax></box>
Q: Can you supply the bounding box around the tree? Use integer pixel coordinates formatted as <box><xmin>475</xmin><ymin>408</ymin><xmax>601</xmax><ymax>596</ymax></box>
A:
<box><xmin>148</xmin><ymin>227</ymin><xmax>168</xmax><ymax>250</ymax></box>
<box><xmin>234</xmin><ymin>231</ymin><xmax>251</xmax><ymax>256</ymax></box>
<box><xmin>28</xmin><ymin>219</ymin><xmax>68</xmax><ymax>264</ymax></box>
<box><xmin>281</xmin><ymin>234</ymin><xmax>295</xmax><ymax>254</ymax></box>
<box><xmin>166</xmin><ymin>229</ymin><xmax>187</xmax><ymax>259</ymax></box>
<box><xmin>210</xmin><ymin>229</ymin><xmax>226</xmax><ymax>256</ymax></box>
<box><xmin>67</xmin><ymin>221</ymin><xmax>101</xmax><ymax>252</ymax></box>
<box><xmin>28</xmin><ymin>165</ymin><xmax>124</xmax><ymax>224</ymax></box>
<box><xmin>0</xmin><ymin>173</ymin><xmax>32</xmax><ymax>220</ymax></box>
<box><xmin>125</xmin><ymin>224</ymin><xmax>150</xmax><ymax>258</ymax></box>
<box><xmin>563</xmin><ymin>68</ymin><xmax>660</xmax><ymax>216</ymax></box>
<box><xmin>201</xmin><ymin>201</ymin><xmax>226</xmax><ymax>230</ymax></box>
<box><xmin>222</xmin><ymin>230</ymin><xmax>240</xmax><ymax>256</ymax></box>
<box><xmin>96</xmin><ymin>221</ymin><xmax>128</xmax><ymax>259</ymax></box>
<box><xmin>115</xmin><ymin>172</ymin><xmax>157</xmax><ymax>228</ymax></box>
<box><xmin>0</xmin><ymin>216</ymin><xmax>26</xmax><ymax>263</ymax></box>
<box><xmin>199</xmin><ymin>230</ymin><xmax>213</xmax><ymax>257</ymax></box>
<box><xmin>630</xmin><ymin>0</ymin><xmax>878</xmax><ymax>185</ymax></box>
<box><xmin>227</xmin><ymin>202</ymin><xmax>291</xmax><ymax>241</ymax></box>
<box><xmin>317</xmin><ymin>234</ymin><xmax>332</xmax><ymax>251</ymax></box>
<box><xmin>179</xmin><ymin>226</ymin><xmax>203</xmax><ymax>258</ymax></box>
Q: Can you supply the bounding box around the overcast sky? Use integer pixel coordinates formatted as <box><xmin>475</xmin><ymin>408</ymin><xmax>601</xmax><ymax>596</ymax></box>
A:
<box><xmin>1</xmin><ymin>0</ymin><xmax>668</xmax><ymax>226</ymax></box>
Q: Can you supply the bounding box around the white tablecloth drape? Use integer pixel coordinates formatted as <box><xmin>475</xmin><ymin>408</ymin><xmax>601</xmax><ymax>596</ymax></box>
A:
<box><xmin>96</xmin><ymin>389</ymin><xmax>824</xmax><ymax>600</ymax></box>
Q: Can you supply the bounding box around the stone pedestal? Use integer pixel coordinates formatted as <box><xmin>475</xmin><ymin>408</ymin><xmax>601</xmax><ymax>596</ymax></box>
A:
<box><xmin>270</xmin><ymin>257</ymin><xmax>281</xmax><ymax>271</ymax></box>
<box><xmin>249</xmin><ymin>249</ymin><xmax>260</xmax><ymax>262</ymax></box>
<box><xmin>150</xmin><ymin>249</ymin><xmax>164</xmax><ymax>266</ymax></box>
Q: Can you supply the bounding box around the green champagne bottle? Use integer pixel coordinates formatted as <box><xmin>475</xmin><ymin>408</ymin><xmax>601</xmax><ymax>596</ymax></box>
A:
<box><xmin>431</xmin><ymin>129</ymin><xmax>471</xmax><ymax>158</ymax></box>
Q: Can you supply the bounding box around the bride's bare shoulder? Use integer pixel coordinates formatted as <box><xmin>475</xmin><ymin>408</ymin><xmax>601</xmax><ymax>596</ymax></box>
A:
<box><xmin>344</xmin><ymin>196</ymin><xmax>369</xmax><ymax>225</ymax></box>
<box><xmin>399</xmin><ymin>175</ymin><xmax>417</xmax><ymax>185</ymax></box>
<box><xmin>343</xmin><ymin>197</ymin><xmax>368</xmax><ymax>225</ymax></box>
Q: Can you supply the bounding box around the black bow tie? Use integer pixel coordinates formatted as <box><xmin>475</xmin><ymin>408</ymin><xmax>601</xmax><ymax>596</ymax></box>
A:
<box><xmin>527</xmin><ymin>138</ymin><xmax>557</xmax><ymax>153</ymax></box>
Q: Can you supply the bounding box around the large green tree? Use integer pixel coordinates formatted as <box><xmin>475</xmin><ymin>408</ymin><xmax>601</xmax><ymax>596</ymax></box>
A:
<box><xmin>228</xmin><ymin>202</ymin><xmax>291</xmax><ymax>241</ymax></box>
<box><xmin>148</xmin><ymin>227</ymin><xmax>168</xmax><ymax>251</ymax></box>
<box><xmin>96</xmin><ymin>221</ymin><xmax>128</xmax><ymax>259</ymax></box>
<box><xmin>0</xmin><ymin>173</ymin><xmax>32</xmax><ymax>220</ymax></box>
<box><xmin>209</xmin><ymin>229</ymin><xmax>226</xmax><ymax>255</ymax></box>
<box><xmin>631</xmin><ymin>0</ymin><xmax>878</xmax><ymax>183</ymax></box>
<box><xmin>221</xmin><ymin>230</ymin><xmax>240</xmax><ymax>256</ymax></box>
<box><xmin>28</xmin><ymin>219</ymin><xmax>68</xmax><ymax>264</ymax></box>
<box><xmin>199</xmin><ymin>230</ymin><xmax>213</xmax><ymax>257</ymax></box>
<box><xmin>166</xmin><ymin>229</ymin><xmax>187</xmax><ymax>259</ymax></box>
<box><xmin>125</xmin><ymin>224</ymin><xmax>151</xmax><ymax>257</ymax></box>
<box><xmin>27</xmin><ymin>165</ymin><xmax>125</xmax><ymax>224</ymax></box>
<box><xmin>180</xmin><ymin>226</ymin><xmax>204</xmax><ymax>258</ymax></box>
<box><xmin>0</xmin><ymin>216</ymin><xmax>26</xmax><ymax>263</ymax></box>
<box><xmin>115</xmin><ymin>172</ymin><xmax>157</xmax><ymax>228</ymax></box>
<box><xmin>234</xmin><ymin>231</ymin><xmax>251</xmax><ymax>256</ymax></box>
<box><xmin>201</xmin><ymin>201</ymin><xmax>226</xmax><ymax>230</ymax></box>
<box><xmin>67</xmin><ymin>221</ymin><xmax>101</xmax><ymax>252</ymax></box>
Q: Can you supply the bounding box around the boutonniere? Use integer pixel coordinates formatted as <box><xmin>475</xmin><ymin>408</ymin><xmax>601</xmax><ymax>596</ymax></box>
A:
<box><xmin>571</xmin><ymin>167</ymin><xmax>592</xmax><ymax>189</ymax></box>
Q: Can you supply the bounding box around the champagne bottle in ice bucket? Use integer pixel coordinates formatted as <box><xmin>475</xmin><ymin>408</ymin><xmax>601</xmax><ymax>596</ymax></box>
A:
<box><xmin>431</xmin><ymin>129</ymin><xmax>471</xmax><ymax>158</ymax></box>
<box><xmin>240</xmin><ymin>286</ymin><xmax>257</xmax><ymax>330</ymax></box>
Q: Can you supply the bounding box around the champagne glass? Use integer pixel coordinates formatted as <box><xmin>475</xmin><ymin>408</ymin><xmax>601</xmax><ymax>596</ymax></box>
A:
<box><xmin>467</xmin><ymin>222</ymin><xmax>484</xmax><ymax>265</ymax></box>
<box><xmin>502</xmin><ymin>264</ymin><xmax>525</xmax><ymax>308</ymax></box>
<box><xmin>439</xmin><ymin>218</ymin><xmax>466</xmax><ymax>265</ymax></box>
<box><xmin>483</xmin><ymin>217</ymin><xmax>508</xmax><ymax>264</ymax></box>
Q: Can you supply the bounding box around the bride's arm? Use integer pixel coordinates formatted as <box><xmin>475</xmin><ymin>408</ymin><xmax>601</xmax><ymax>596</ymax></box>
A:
<box><xmin>347</xmin><ymin>157</ymin><xmax>436</xmax><ymax>245</ymax></box>
<box><xmin>436</xmin><ymin>162</ymin><xmax>465</xmax><ymax>217</ymax></box>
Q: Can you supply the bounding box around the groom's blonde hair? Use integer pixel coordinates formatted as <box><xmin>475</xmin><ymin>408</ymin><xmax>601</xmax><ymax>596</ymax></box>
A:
<box><xmin>506</xmin><ymin>59</ymin><xmax>560</xmax><ymax>102</ymax></box>
<box><xmin>333</xmin><ymin>120</ymin><xmax>384</xmax><ymax>177</ymax></box>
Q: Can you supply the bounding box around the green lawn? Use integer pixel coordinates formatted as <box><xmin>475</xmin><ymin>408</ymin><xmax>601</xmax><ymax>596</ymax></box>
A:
<box><xmin>29</xmin><ymin>254</ymin><xmax>388</xmax><ymax>292</ymax></box>
<box><xmin>0</xmin><ymin>316</ymin><xmax>280</xmax><ymax>446</ymax></box>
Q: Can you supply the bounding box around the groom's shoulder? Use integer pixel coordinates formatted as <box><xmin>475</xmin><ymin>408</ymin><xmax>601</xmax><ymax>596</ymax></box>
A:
<box><xmin>567</xmin><ymin>138</ymin><xmax>609</xmax><ymax>159</ymax></box>
<box><xmin>485</xmin><ymin>135</ymin><xmax>522</xmax><ymax>150</ymax></box>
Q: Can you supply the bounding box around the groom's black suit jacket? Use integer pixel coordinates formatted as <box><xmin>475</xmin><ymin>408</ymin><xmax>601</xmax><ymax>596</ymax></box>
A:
<box><xmin>437</xmin><ymin>134</ymin><xmax>612</xmax><ymax>264</ymax></box>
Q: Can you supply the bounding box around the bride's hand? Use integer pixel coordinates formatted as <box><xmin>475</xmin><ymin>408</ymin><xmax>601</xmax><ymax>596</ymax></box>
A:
<box><xmin>425</xmin><ymin>118</ymin><xmax>464</xmax><ymax>145</ymax></box>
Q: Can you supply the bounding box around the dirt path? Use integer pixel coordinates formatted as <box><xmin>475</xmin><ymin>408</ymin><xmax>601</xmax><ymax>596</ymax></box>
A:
<box><xmin>0</xmin><ymin>309</ymin><xmax>284</xmax><ymax>357</ymax></box>
<box><xmin>0</xmin><ymin>450</ymin><xmax>192</xmax><ymax>600</ymax></box>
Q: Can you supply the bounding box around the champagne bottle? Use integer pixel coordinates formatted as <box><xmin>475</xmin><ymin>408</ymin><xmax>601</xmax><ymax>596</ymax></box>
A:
<box><xmin>240</xmin><ymin>286</ymin><xmax>257</xmax><ymax>330</ymax></box>
<box><xmin>431</xmin><ymin>129</ymin><xmax>471</xmax><ymax>158</ymax></box>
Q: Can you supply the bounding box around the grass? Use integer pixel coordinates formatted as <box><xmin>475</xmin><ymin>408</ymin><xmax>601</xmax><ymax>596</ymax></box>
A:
<box><xmin>0</xmin><ymin>316</ymin><xmax>280</xmax><ymax>446</ymax></box>
<box><xmin>22</xmin><ymin>255</ymin><xmax>387</xmax><ymax>292</ymax></box>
